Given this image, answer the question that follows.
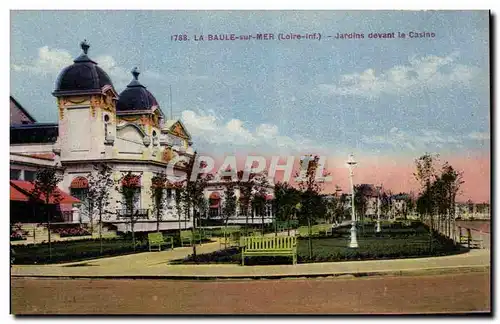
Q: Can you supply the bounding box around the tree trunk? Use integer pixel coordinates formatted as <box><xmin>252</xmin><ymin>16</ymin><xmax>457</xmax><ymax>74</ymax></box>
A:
<box><xmin>130</xmin><ymin>206</ymin><xmax>135</xmax><ymax>252</ymax></box>
<box><xmin>157</xmin><ymin>208</ymin><xmax>160</xmax><ymax>232</ymax></box>
<box><xmin>307</xmin><ymin>216</ymin><xmax>313</xmax><ymax>259</ymax></box>
<box><xmin>192</xmin><ymin>208</ymin><xmax>197</xmax><ymax>262</ymax></box>
<box><xmin>99</xmin><ymin>209</ymin><xmax>103</xmax><ymax>255</ymax></box>
<box><xmin>46</xmin><ymin>203</ymin><xmax>52</xmax><ymax>260</ymax></box>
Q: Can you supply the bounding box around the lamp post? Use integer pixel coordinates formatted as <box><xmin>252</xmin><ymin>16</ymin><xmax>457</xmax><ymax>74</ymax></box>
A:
<box><xmin>347</xmin><ymin>154</ymin><xmax>358</xmax><ymax>248</ymax></box>
<box><xmin>376</xmin><ymin>185</ymin><xmax>382</xmax><ymax>233</ymax></box>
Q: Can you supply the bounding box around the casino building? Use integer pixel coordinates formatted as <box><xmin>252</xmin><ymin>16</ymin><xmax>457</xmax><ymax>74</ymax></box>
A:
<box><xmin>10</xmin><ymin>41</ymin><xmax>274</xmax><ymax>238</ymax></box>
<box><xmin>10</xmin><ymin>40</ymin><xmax>196</xmax><ymax>233</ymax></box>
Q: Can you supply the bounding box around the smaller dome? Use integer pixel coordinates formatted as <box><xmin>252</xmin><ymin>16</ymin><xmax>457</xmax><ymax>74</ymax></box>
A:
<box><xmin>116</xmin><ymin>68</ymin><xmax>159</xmax><ymax>112</ymax></box>
<box><xmin>53</xmin><ymin>40</ymin><xmax>114</xmax><ymax>96</ymax></box>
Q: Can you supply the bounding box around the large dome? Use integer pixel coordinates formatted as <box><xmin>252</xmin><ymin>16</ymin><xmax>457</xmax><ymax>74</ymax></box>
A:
<box><xmin>116</xmin><ymin>68</ymin><xmax>159</xmax><ymax>112</ymax></box>
<box><xmin>53</xmin><ymin>40</ymin><xmax>114</xmax><ymax>96</ymax></box>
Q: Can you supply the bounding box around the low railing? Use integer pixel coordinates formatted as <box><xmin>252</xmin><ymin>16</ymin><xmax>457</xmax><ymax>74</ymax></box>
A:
<box><xmin>116</xmin><ymin>208</ymin><xmax>150</xmax><ymax>219</ymax></box>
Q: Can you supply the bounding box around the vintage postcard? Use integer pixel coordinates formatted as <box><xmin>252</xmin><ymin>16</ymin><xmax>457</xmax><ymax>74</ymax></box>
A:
<box><xmin>9</xmin><ymin>9</ymin><xmax>490</xmax><ymax>315</ymax></box>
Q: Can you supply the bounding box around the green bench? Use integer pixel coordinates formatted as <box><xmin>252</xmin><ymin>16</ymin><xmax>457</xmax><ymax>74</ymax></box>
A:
<box><xmin>241</xmin><ymin>236</ymin><xmax>297</xmax><ymax>265</ymax></box>
<box><xmin>220</xmin><ymin>231</ymin><xmax>242</xmax><ymax>249</ymax></box>
<box><xmin>316</xmin><ymin>224</ymin><xmax>333</xmax><ymax>236</ymax></box>
<box><xmin>180</xmin><ymin>230</ymin><xmax>202</xmax><ymax>247</ymax></box>
<box><xmin>458</xmin><ymin>227</ymin><xmax>483</xmax><ymax>249</ymax></box>
<box><xmin>147</xmin><ymin>232</ymin><xmax>174</xmax><ymax>252</ymax></box>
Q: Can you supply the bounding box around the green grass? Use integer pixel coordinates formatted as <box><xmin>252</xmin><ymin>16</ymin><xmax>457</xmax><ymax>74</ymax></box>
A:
<box><xmin>11</xmin><ymin>232</ymin><xmax>213</xmax><ymax>265</ymax></box>
<box><xmin>172</xmin><ymin>221</ymin><xmax>465</xmax><ymax>265</ymax></box>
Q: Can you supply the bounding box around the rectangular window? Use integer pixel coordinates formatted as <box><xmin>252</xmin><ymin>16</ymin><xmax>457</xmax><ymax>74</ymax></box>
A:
<box><xmin>10</xmin><ymin>169</ymin><xmax>21</xmax><ymax>180</ymax></box>
<box><xmin>24</xmin><ymin>170</ymin><xmax>36</xmax><ymax>181</ymax></box>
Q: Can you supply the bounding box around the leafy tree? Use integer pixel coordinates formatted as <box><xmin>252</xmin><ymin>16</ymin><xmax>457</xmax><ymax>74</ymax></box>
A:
<box><xmin>237</xmin><ymin>170</ymin><xmax>254</xmax><ymax>235</ymax></box>
<box><xmin>173</xmin><ymin>181</ymin><xmax>186</xmax><ymax>235</ymax></box>
<box><xmin>354</xmin><ymin>184</ymin><xmax>373</xmax><ymax>234</ymax></box>
<box><xmin>115</xmin><ymin>172</ymin><xmax>141</xmax><ymax>251</ymax></box>
<box><xmin>150</xmin><ymin>171</ymin><xmax>169</xmax><ymax>232</ymax></box>
<box><xmin>296</xmin><ymin>155</ymin><xmax>329</xmax><ymax>258</ymax></box>
<box><xmin>221</xmin><ymin>179</ymin><xmax>237</xmax><ymax>242</ymax></box>
<box><xmin>413</xmin><ymin>153</ymin><xmax>439</xmax><ymax>226</ymax></box>
<box><xmin>87</xmin><ymin>163</ymin><xmax>114</xmax><ymax>254</ymax></box>
<box><xmin>30</xmin><ymin>165</ymin><xmax>64</xmax><ymax>260</ymax></box>
<box><xmin>274</xmin><ymin>181</ymin><xmax>301</xmax><ymax>235</ymax></box>
<box><xmin>179</xmin><ymin>155</ymin><xmax>213</xmax><ymax>260</ymax></box>
<box><xmin>252</xmin><ymin>173</ymin><xmax>270</xmax><ymax>233</ymax></box>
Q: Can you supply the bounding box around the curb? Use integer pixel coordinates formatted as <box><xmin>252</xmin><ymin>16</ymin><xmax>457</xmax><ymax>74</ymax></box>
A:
<box><xmin>11</xmin><ymin>265</ymin><xmax>489</xmax><ymax>281</ymax></box>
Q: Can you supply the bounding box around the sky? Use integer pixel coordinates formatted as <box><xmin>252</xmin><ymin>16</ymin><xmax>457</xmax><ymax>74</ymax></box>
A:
<box><xmin>10</xmin><ymin>10</ymin><xmax>490</xmax><ymax>202</ymax></box>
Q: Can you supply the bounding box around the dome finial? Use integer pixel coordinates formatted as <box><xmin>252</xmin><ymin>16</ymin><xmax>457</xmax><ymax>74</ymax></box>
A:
<box><xmin>131</xmin><ymin>67</ymin><xmax>140</xmax><ymax>80</ymax></box>
<box><xmin>80</xmin><ymin>39</ymin><xmax>90</xmax><ymax>54</ymax></box>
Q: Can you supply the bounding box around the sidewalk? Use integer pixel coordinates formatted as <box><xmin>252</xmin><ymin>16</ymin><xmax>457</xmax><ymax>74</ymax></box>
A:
<box><xmin>11</xmin><ymin>238</ymin><xmax>490</xmax><ymax>279</ymax></box>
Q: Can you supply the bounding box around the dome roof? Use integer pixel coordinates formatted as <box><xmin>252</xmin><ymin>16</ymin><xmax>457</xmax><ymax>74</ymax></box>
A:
<box><xmin>116</xmin><ymin>68</ymin><xmax>160</xmax><ymax>112</ymax></box>
<box><xmin>53</xmin><ymin>40</ymin><xmax>115</xmax><ymax>97</ymax></box>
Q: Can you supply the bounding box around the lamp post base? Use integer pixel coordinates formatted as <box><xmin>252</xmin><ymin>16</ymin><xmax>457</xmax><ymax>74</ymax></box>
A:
<box><xmin>349</xmin><ymin>221</ymin><xmax>358</xmax><ymax>248</ymax></box>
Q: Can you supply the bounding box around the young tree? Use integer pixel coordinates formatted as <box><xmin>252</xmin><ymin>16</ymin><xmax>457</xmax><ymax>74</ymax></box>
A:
<box><xmin>252</xmin><ymin>173</ymin><xmax>270</xmax><ymax>234</ymax></box>
<box><xmin>353</xmin><ymin>184</ymin><xmax>373</xmax><ymax>234</ymax></box>
<box><xmin>237</xmin><ymin>170</ymin><xmax>254</xmax><ymax>235</ymax></box>
<box><xmin>115</xmin><ymin>172</ymin><xmax>141</xmax><ymax>251</ymax></box>
<box><xmin>174</xmin><ymin>181</ymin><xmax>186</xmax><ymax>235</ymax></box>
<box><xmin>30</xmin><ymin>165</ymin><xmax>64</xmax><ymax>260</ymax></box>
<box><xmin>87</xmin><ymin>163</ymin><xmax>114</xmax><ymax>254</ymax></box>
<box><xmin>179</xmin><ymin>156</ymin><xmax>213</xmax><ymax>260</ymax></box>
<box><xmin>221</xmin><ymin>180</ymin><xmax>237</xmax><ymax>242</ymax></box>
<box><xmin>296</xmin><ymin>155</ymin><xmax>329</xmax><ymax>258</ymax></box>
<box><xmin>150</xmin><ymin>171</ymin><xmax>169</xmax><ymax>232</ymax></box>
<box><xmin>413</xmin><ymin>153</ymin><xmax>439</xmax><ymax>226</ymax></box>
<box><xmin>274</xmin><ymin>181</ymin><xmax>301</xmax><ymax>236</ymax></box>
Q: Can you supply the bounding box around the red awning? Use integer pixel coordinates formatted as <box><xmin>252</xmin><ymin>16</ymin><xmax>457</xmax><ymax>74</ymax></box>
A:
<box><xmin>70</xmin><ymin>176</ymin><xmax>89</xmax><ymax>189</ymax></box>
<box><xmin>10</xmin><ymin>185</ymin><xmax>29</xmax><ymax>202</ymax></box>
<box><xmin>265</xmin><ymin>194</ymin><xmax>274</xmax><ymax>201</ymax></box>
<box><xmin>10</xmin><ymin>180</ymin><xmax>80</xmax><ymax>204</ymax></box>
<box><xmin>210</xmin><ymin>201</ymin><xmax>220</xmax><ymax>208</ymax></box>
<box><xmin>209</xmin><ymin>192</ymin><xmax>221</xmax><ymax>199</ymax></box>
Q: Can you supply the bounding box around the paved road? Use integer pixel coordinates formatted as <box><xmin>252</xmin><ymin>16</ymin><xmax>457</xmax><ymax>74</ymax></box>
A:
<box><xmin>11</xmin><ymin>271</ymin><xmax>490</xmax><ymax>315</ymax></box>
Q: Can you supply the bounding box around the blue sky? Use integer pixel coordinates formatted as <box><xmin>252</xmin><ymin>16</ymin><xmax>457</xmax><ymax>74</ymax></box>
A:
<box><xmin>10</xmin><ymin>10</ymin><xmax>490</xmax><ymax>158</ymax></box>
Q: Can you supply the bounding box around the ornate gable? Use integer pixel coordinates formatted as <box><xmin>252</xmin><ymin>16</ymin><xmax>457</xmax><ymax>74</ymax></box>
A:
<box><xmin>169</xmin><ymin>121</ymin><xmax>190</xmax><ymax>140</ymax></box>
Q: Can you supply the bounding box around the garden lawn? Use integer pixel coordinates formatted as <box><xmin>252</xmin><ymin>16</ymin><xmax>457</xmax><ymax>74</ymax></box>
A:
<box><xmin>11</xmin><ymin>233</ymin><xmax>214</xmax><ymax>265</ymax></box>
<box><xmin>171</xmin><ymin>221</ymin><xmax>465</xmax><ymax>265</ymax></box>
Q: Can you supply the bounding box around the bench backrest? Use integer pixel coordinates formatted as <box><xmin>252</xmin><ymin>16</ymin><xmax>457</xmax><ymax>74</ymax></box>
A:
<box><xmin>180</xmin><ymin>230</ymin><xmax>192</xmax><ymax>239</ymax></box>
<box><xmin>297</xmin><ymin>226</ymin><xmax>309</xmax><ymax>236</ymax></box>
<box><xmin>148</xmin><ymin>232</ymin><xmax>164</xmax><ymax>243</ymax></box>
<box><xmin>242</xmin><ymin>236</ymin><xmax>296</xmax><ymax>250</ymax></box>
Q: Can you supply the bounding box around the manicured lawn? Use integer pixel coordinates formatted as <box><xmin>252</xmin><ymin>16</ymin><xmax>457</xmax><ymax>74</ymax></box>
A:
<box><xmin>171</xmin><ymin>221</ymin><xmax>465</xmax><ymax>265</ymax></box>
<box><xmin>11</xmin><ymin>233</ymin><xmax>213</xmax><ymax>265</ymax></box>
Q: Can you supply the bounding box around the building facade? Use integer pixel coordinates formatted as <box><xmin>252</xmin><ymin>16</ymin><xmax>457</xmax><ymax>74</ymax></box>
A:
<box><xmin>10</xmin><ymin>41</ymin><xmax>196</xmax><ymax>232</ymax></box>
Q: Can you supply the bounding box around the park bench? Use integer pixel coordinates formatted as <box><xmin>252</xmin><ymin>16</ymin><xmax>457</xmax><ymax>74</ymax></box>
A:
<box><xmin>220</xmin><ymin>230</ymin><xmax>242</xmax><ymax>249</ymax></box>
<box><xmin>316</xmin><ymin>224</ymin><xmax>333</xmax><ymax>236</ymax></box>
<box><xmin>241</xmin><ymin>236</ymin><xmax>297</xmax><ymax>265</ymax></box>
<box><xmin>180</xmin><ymin>230</ymin><xmax>202</xmax><ymax>247</ymax></box>
<box><xmin>458</xmin><ymin>227</ymin><xmax>483</xmax><ymax>249</ymax></box>
<box><xmin>147</xmin><ymin>232</ymin><xmax>174</xmax><ymax>252</ymax></box>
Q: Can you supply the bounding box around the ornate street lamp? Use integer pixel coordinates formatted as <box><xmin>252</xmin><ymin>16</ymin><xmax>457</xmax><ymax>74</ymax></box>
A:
<box><xmin>376</xmin><ymin>185</ymin><xmax>382</xmax><ymax>233</ymax></box>
<box><xmin>346</xmin><ymin>154</ymin><xmax>358</xmax><ymax>248</ymax></box>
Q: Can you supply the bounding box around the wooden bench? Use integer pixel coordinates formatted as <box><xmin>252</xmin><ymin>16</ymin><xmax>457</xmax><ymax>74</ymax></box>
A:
<box><xmin>220</xmin><ymin>231</ymin><xmax>242</xmax><ymax>249</ymax></box>
<box><xmin>459</xmin><ymin>228</ymin><xmax>483</xmax><ymax>249</ymax></box>
<box><xmin>180</xmin><ymin>230</ymin><xmax>201</xmax><ymax>247</ymax></box>
<box><xmin>316</xmin><ymin>224</ymin><xmax>333</xmax><ymax>236</ymax></box>
<box><xmin>241</xmin><ymin>236</ymin><xmax>297</xmax><ymax>265</ymax></box>
<box><xmin>147</xmin><ymin>232</ymin><xmax>174</xmax><ymax>252</ymax></box>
